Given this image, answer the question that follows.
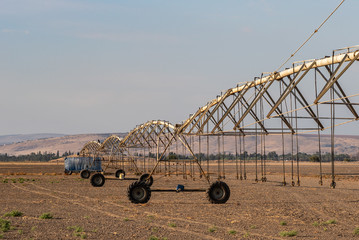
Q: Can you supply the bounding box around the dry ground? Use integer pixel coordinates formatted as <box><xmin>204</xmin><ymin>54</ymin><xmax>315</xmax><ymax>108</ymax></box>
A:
<box><xmin>1</xmin><ymin>162</ymin><xmax>359</xmax><ymax>239</ymax></box>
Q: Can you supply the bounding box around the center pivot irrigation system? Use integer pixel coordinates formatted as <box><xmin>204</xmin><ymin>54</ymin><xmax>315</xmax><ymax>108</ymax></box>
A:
<box><xmin>80</xmin><ymin>45</ymin><xmax>359</xmax><ymax>204</ymax></box>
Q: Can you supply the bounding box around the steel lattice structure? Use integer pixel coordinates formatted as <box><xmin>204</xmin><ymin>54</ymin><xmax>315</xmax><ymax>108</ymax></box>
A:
<box><xmin>79</xmin><ymin>45</ymin><xmax>359</xmax><ymax>204</ymax></box>
<box><xmin>177</xmin><ymin>46</ymin><xmax>359</xmax><ymax>136</ymax></box>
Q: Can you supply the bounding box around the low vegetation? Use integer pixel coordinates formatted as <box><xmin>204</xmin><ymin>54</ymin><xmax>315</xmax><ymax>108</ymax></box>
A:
<box><xmin>4</xmin><ymin>210</ymin><xmax>23</xmax><ymax>217</ymax></box>
<box><xmin>313</xmin><ymin>219</ymin><xmax>337</xmax><ymax>227</ymax></box>
<box><xmin>2</xmin><ymin>178</ymin><xmax>35</xmax><ymax>184</ymax></box>
<box><xmin>168</xmin><ymin>222</ymin><xmax>176</xmax><ymax>227</ymax></box>
<box><xmin>280</xmin><ymin>221</ymin><xmax>287</xmax><ymax>226</ymax></box>
<box><xmin>228</xmin><ymin>229</ymin><xmax>237</xmax><ymax>235</ymax></box>
<box><xmin>68</xmin><ymin>226</ymin><xmax>86</xmax><ymax>239</ymax></box>
<box><xmin>208</xmin><ymin>226</ymin><xmax>217</xmax><ymax>232</ymax></box>
<box><xmin>279</xmin><ymin>230</ymin><xmax>298</xmax><ymax>237</ymax></box>
<box><xmin>39</xmin><ymin>213</ymin><xmax>53</xmax><ymax>219</ymax></box>
<box><xmin>0</xmin><ymin>218</ymin><xmax>11</xmax><ymax>232</ymax></box>
<box><xmin>148</xmin><ymin>236</ymin><xmax>167</xmax><ymax>240</ymax></box>
<box><xmin>323</xmin><ymin>219</ymin><xmax>336</xmax><ymax>225</ymax></box>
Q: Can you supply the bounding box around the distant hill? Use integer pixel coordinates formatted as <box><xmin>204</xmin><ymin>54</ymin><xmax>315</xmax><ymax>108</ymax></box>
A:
<box><xmin>0</xmin><ymin>133</ymin><xmax>127</xmax><ymax>156</ymax></box>
<box><xmin>0</xmin><ymin>133</ymin><xmax>358</xmax><ymax>157</ymax></box>
<box><xmin>0</xmin><ymin>133</ymin><xmax>66</xmax><ymax>145</ymax></box>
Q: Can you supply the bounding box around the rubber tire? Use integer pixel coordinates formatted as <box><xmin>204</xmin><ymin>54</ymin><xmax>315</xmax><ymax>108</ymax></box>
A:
<box><xmin>127</xmin><ymin>181</ymin><xmax>151</xmax><ymax>204</ymax></box>
<box><xmin>139</xmin><ymin>173</ymin><xmax>154</xmax><ymax>186</ymax></box>
<box><xmin>80</xmin><ymin>169</ymin><xmax>90</xmax><ymax>179</ymax></box>
<box><xmin>115</xmin><ymin>169</ymin><xmax>126</xmax><ymax>178</ymax></box>
<box><xmin>90</xmin><ymin>173</ymin><xmax>105</xmax><ymax>187</ymax></box>
<box><xmin>206</xmin><ymin>181</ymin><xmax>230</xmax><ymax>204</ymax></box>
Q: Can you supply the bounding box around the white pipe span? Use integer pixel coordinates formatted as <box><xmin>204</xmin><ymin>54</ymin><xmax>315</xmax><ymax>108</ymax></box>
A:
<box><xmin>122</xmin><ymin>120</ymin><xmax>175</xmax><ymax>145</ymax></box>
<box><xmin>181</xmin><ymin>50</ymin><xmax>359</xmax><ymax>129</ymax></box>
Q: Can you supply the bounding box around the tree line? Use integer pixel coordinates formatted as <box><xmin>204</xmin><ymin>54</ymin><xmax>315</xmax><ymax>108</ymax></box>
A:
<box><xmin>144</xmin><ymin>151</ymin><xmax>352</xmax><ymax>162</ymax></box>
<box><xmin>0</xmin><ymin>150</ymin><xmax>352</xmax><ymax>162</ymax></box>
<box><xmin>0</xmin><ymin>150</ymin><xmax>74</xmax><ymax>162</ymax></box>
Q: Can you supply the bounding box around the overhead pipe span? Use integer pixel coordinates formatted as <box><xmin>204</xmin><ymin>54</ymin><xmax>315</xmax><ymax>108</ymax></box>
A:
<box><xmin>179</xmin><ymin>47</ymin><xmax>359</xmax><ymax>131</ymax></box>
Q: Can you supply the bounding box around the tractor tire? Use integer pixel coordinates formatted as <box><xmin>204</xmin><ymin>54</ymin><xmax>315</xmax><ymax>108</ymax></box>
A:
<box><xmin>90</xmin><ymin>173</ymin><xmax>105</xmax><ymax>187</ymax></box>
<box><xmin>80</xmin><ymin>169</ymin><xmax>90</xmax><ymax>179</ymax></box>
<box><xmin>127</xmin><ymin>181</ymin><xmax>151</xmax><ymax>204</ymax></box>
<box><xmin>139</xmin><ymin>173</ymin><xmax>154</xmax><ymax>186</ymax></box>
<box><xmin>206</xmin><ymin>181</ymin><xmax>230</xmax><ymax>204</ymax></box>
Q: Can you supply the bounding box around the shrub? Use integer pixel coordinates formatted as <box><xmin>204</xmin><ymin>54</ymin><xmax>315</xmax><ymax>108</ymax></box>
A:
<box><xmin>353</xmin><ymin>227</ymin><xmax>359</xmax><ymax>235</ymax></box>
<box><xmin>0</xmin><ymin>219</ymin><xmax>11</xmax><ymax>232</ymax></box>
<box><xmin>4</xmin><ymin>210</ymin><xmax>23</xmax><ymax>217</ymax></box>
<box><xmin>228</xmin><ymin>229</ymin><xmax>237</xmax><ymax>235</ymax></box>
<box><xmin>208</xmin><ymin>226</ymin><xmax>217</xmax><ymax>232</ymax></box>
<box><xmin>168</xmin><ymin>222</ymin><xmax>176</xmax><ymax>227</ymax></box>
<box><xmin>39</xmin><ymin>213</ymin><xmax>53</xmax><ymax>219</ymax></box>
<box><xmin>67</xmin><ymin>226</ymin><xmax>83</xmax><ymax>232</ymax></box>
<box><xmin>280</xmin><ymin>221</ymin><xmax>287</xmax><ymax>226</ymax></box>
<box><xmin>279</xmin><ymin>230</ymin><xmax>298</xmax><ymax>237</ymax></box>
<box><xmin>324</xmin><ymin>219</ymin><xmax>336</xmax><ymax>225</ymax></box>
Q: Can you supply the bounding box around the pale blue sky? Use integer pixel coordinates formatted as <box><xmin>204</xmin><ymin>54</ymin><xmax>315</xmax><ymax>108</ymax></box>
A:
<box><xmin>1</xmin><ymin>0</ymin><xmax>358</xmax><ymax>135</ymax></box>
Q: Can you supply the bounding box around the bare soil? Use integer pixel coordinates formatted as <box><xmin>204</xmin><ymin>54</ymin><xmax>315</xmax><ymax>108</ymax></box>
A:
<box><xmin>1</xmin><ymin>162</ymin><xmax>359</xmax><ymax>239</ymax></box>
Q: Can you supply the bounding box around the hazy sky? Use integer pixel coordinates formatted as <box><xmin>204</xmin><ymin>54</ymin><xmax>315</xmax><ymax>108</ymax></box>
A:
<box><xmin>1</xmin><ymin>0</ymin><xmax>358</xmax><ymax>135</ymax></box>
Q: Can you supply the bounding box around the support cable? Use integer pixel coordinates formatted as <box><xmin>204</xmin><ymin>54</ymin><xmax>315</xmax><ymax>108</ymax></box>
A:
<box><xmin>275</xmin><ymin>0</ymin><xmax>346</xmax><ymax>72</ymax></box>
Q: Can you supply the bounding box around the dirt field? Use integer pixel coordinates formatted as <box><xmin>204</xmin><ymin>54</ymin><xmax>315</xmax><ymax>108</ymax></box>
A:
<box><xmin>1</xmin><ymin>162</ymin><xmax>359</xmax><ymax>239</ymax></box>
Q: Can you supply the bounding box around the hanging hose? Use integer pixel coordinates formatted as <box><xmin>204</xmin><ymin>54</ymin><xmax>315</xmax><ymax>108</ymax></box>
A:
<box><xmin>207</xmin><ymin>124</ymin><xmax>210</xmax><ymax>179</ymax></box>
<box><xmin>217</xmin><ymin>135</ymin><xmax>221</xmax><ymax>180</ymax></box>
<box><xmin>291</xmin><ymin>92</ymin><xmax>295</xmax><ymax>186</ymax></box>
<box><xmin>280</xmin><ymin>82</ymin><xmax>286</xmax><ymax>186</ymax></box>
<box><xmin>295</xmin><ymin>89</ymin><xmax>300</xmax><ymax>186</ymax></box>
<box><xmin>255</xmin><ymin>88</ymin><xmax>259</xmax><ymax>182</ymax></box>
<box><xmin>315</xmin><ymin>69</ymin><xmax>323</xmax><ymax>185</ymax></box>
<box><xmin>235</xmin><ymin>131</ymin><xmax>239</xmax><ymax>180</ymax></box>
<box><xmin>330</xmin><ymin>84</ymin><xmax>336</xmax><ymax>189</ymax></box>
